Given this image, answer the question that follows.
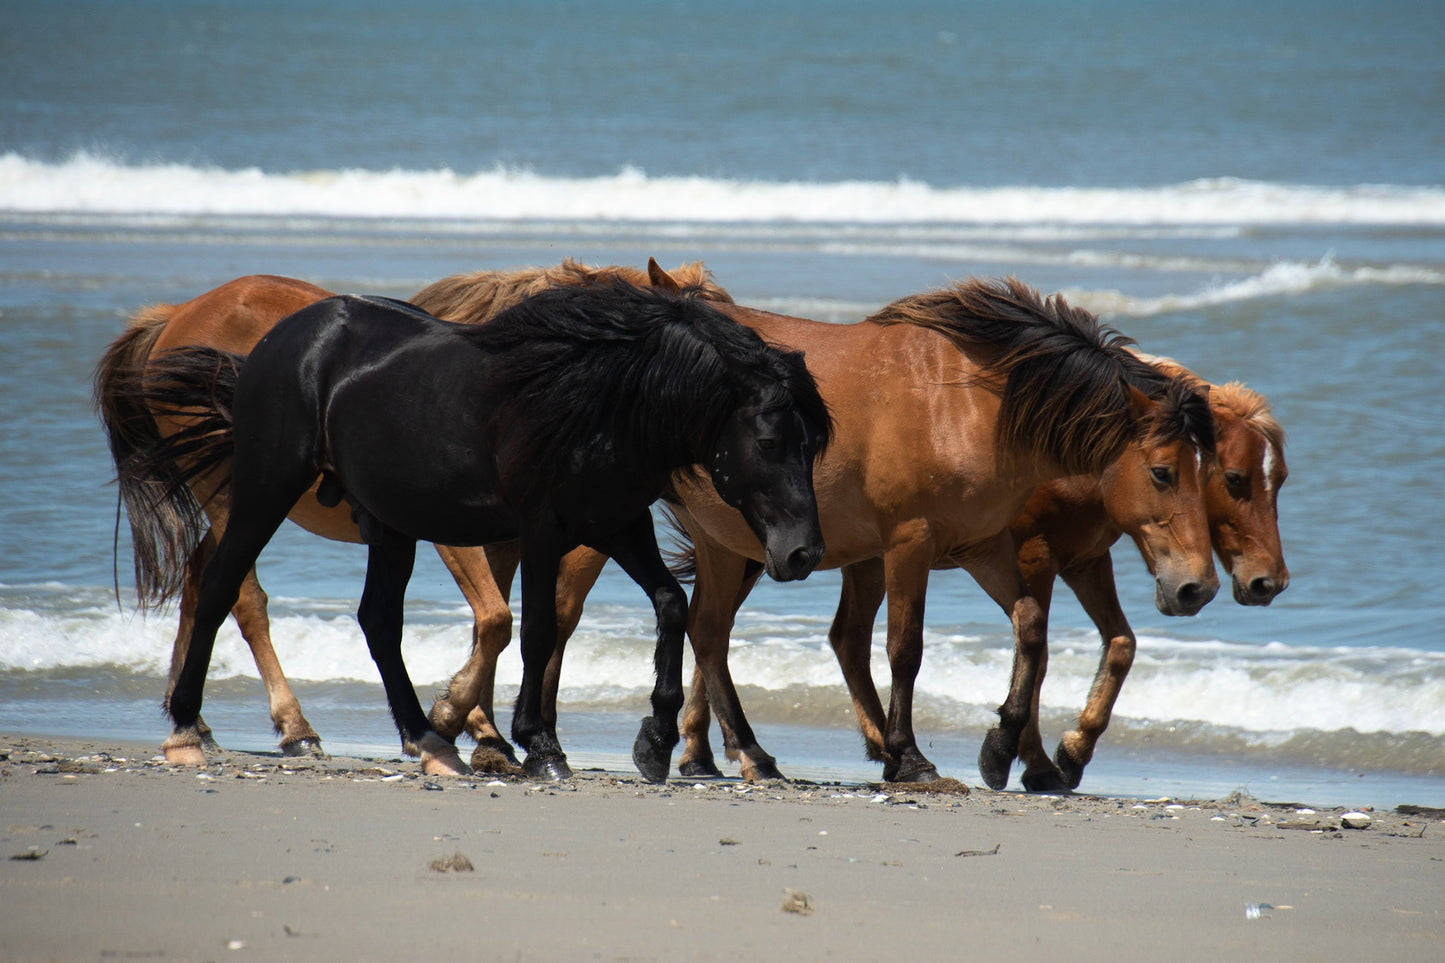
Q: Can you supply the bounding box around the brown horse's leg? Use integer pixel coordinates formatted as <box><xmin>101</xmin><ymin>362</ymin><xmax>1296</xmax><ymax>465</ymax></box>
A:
<box><xmin>679</xmin><ymin>559</ymin><xmax>764</xmax><ymax>777</ymax></box>
<box><xmin>233</xmin><ymin>567</ymin><xmax>323</xmax><ymax>756</ymax></box>
<box><xmin>1053</xmin><ymin>555</ymin><xmax>1136</xmax><ymax>789</ymax></box>
<box><xmin>540</xmin><ymin>547</ymin><xmax>610</xmax><ymax>727</ymax></box>
<box><xmin>878</xmin><ymin>533</ymin><xmax>942</xmax><ymax>783</ymax></box>
<box><xmin>1013</xmin><ymin>570</ymin><xmax>1061</xmax><ymax>790</ymax></box>
<box><xmin>964</xmin><ymin>531</ymin><xmax>1067</xmax><ymax>791</ymax></box>
<box><xmin>828</xmin><ymin>559</ymin><xmax>889</xmax><ymax>764</ymax></box>
<box><xmin>431</xmin><ymin>543</ymin><xmax>522</xmax><ymax>773</ymax></box>
<box><xmin>167</xmin><ymin>527</ymin><xmax>324</xmax><ymax>756</ymax></box>
<box><xmin>681</xmin><ymin>535</ymin><xmax>777</xmax><ymax>781</ymax></box>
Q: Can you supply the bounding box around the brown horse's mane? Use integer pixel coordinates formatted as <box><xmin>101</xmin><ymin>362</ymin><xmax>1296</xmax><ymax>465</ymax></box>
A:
<box><xmin>1135</xmin><ymin>350</ymin><xmax>1285</xmax><ymax>449</ymax></box>
<box><xmin>411</xmin><ymin>258</ymin><xmax>733</xmax><ymax>323</ymax></box>
<box><xmin>865</xmin><ymin>276</ymin><xmax>1181</xmax><ymax>477</ymax></box>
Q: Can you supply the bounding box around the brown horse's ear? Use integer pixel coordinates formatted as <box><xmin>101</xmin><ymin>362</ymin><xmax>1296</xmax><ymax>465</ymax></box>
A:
<box><xmin>647</xmin><ymin>257</ymin><xmax>684</xmax><ymax>294</ymax></box>
<box><xmin>1126</xmin><ymin>383</ymin><xmax>1154</xmax><ymax>420</ymax></box>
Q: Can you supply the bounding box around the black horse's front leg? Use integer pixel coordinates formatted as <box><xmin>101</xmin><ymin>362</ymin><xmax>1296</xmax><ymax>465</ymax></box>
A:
<box><xmin>595</xmin><ymin>512</ymin><xmax>689</xmax><ymax>784</ymax></box>
<box><xmin>358</xmin><ymin>534</ymin><xmax>469</xmax><ymax>777</ymax></box>
<box><xmin>512</xmin><ymin>546</ymin><xmax>573</xmax><ymax>781</ymax></box>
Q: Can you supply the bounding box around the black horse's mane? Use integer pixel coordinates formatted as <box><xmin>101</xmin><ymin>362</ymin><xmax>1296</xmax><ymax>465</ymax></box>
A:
<box><xmin>461</xmin><ymin>281</ymin><xmax>832</xmax><ymax>487</ymax></box>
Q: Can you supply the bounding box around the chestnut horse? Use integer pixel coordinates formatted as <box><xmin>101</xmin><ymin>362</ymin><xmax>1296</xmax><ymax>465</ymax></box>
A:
<box><xmin>676</xmin><ymin>361</ymin><xmax>1283</xmax><ymax>790</ymax></box>
<box><xmin>94</xmin><ymin>260</ymin><xmax>730</xmax><ymax>764</ymax></box>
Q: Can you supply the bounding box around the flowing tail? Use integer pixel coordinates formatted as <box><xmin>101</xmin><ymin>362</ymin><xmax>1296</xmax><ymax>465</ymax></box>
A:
<box><xmin>94</xmin><ymin>318</ymin><xmax>244</xmax><ymax>608</ymax></box>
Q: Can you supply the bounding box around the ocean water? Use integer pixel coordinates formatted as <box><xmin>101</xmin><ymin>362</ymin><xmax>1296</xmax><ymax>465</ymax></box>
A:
<box><xmin>2</xmin><ymin>0</ymin><xmax>1442</xmax><ymax>808</ymax></box>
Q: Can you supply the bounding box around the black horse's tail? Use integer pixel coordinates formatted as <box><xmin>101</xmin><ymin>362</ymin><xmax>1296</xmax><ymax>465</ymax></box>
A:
<box><xmin>97</xmin><ymin>339</ymin><xmax>245</xmax><ymax>608</ymax></box>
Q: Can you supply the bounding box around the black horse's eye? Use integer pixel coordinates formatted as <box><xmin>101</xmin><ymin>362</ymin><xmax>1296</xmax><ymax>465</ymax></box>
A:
<box><xmin>1150</xmin><ymin>466</ymin><xmax>1173</xmax><ymax>486</ymax></box>
<box><xmin>757</xmin><ymin>437</ymin><xmax>780</xmax><ymax>455</ymax></box>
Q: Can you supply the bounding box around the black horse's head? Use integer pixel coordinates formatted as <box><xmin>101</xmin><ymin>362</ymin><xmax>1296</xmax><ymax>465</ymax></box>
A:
<box><xmin>707</xmin><ymin>347</ymin><xmax>830</xmax><ymax>582</ymax></box>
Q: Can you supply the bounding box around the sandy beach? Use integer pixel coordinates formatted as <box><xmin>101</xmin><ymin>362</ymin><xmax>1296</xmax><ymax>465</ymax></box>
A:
<box><xmin>2</xmin><ymin>732</ymin><xmax>1440</xmax><ymax>961</ymax></box>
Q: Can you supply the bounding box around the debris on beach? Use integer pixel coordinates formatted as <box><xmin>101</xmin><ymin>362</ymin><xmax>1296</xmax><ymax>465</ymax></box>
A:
<box><xmin>1340</xmin><ymin>811</ymin><xmax>1373</xmax><ymax>830</ymax></box>
<box><xmin>428</xmin><ymin>851</ymin><xmax>475</xmax><ymax>873</ymax></box>
<box><xmin>781</xmin><ymin>889</ymin><xmax>814</xmax><ymax>915</ymax></box>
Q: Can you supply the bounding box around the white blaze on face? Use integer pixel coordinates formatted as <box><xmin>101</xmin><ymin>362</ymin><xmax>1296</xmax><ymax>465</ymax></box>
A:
<box><xmin>1262</xmin><ymin>441</ymin><xmax>1280</xmax><ymax>495</ymax></box>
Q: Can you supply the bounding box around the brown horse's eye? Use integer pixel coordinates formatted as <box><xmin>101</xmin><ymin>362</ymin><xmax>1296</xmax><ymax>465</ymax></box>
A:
<box><xmin>1224</xmin><ymin>471</ymin><xmax>1248</xmax><ymax>492</ymax></box>
<box><xmin>1150</xmin><ymin>466</ymin><xmax>1173</xmax><ymax>486</ymax></box>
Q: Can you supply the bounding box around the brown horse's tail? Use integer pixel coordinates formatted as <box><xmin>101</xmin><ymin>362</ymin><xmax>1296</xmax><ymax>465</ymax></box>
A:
<box><xmin>94</xmin><ymin>310</ymin><xmax>243</xmax><ymax>608</ymax></box>
<box><xmin>868</xmin><ymin>277</ymin><xmax>1201</xmax><ymax>477</ymax></box>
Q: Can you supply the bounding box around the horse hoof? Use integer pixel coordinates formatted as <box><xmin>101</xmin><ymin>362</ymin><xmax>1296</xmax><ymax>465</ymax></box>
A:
<box><xmin>888</xmin><ymin>764</ymin><xmax>941</xmax><ymax>785</ymax></box>
<box><xmin>523</xmin><ymin>755</ymin><xmax>573</xmax><ymax>781</ymax></box>
<box><xmin>632</xmin><ymin>716</ymin><xmax>677</xmax><ymax>784</ymax></box>
<box><xmin>421</xmin><ymin>751</ymin><xmax>473</xmax><ymax>777</ymax></box>
<box><xmin>470</xmin><ymin>743</ymin><xmax>524</xmax><ymax>776</ymax></box>
<box><xmin>977</xmin><ymin>728</ymin><xmax>1017</xmax><ymax>791</ymax></box>
<box><xmin>678</xmin><ymin>756</ymin><xmax>725</xmax><ymax>779</ymax></box>
<box><xmin>740</xmin><ymin>758</ymin><xmax>785</xmax><ymax>782</ymax></box>
<box><xmin>1021</xmin><ymin>767</ymin><xmax>1071</xmax><ymax>793</ymax></box>
<box><xmin>281</xmin><ymin>737</ymin><xmax>327</xmax><ymax>759</ymax></box>
<box><xmin>1053</xmin><ymin>743</ymin><xmax>1087</xmax><ymax>790</ymax></box>
<box><xmin>163</xmin><ymin>743</ymin><xmax>208</xmax><ymax>767</ymax></box>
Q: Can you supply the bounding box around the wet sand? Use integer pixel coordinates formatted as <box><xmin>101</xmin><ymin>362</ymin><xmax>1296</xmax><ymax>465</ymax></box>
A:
<box><xmin>2</xmin><ymin>732</ymin><xmax>1442</xmax><ymax>961</ymax></box>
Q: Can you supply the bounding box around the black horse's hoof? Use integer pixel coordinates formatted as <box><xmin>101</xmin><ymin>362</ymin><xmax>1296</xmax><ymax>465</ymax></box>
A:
<box><xmin>977</xmin><ymin>728</ymin><xmax>1018</xmax><ymax>791</ymax></box>
<box><xmin>1053</xmin><ymin>744</ymin><xmax>1087</xmax><ymax>790</ymax></box>
<box><xmin>632</xmin><ymin>716</ymin><xmax>676</xmax><ymax>784</ymax></box>
<box><xmin>678</xmin><ymin>756</ymin><xmax>725</xmax><ymax>778</ymax></box>
<box><xmin>523</xmin><ymin>754</ymin><xmax>572</xmax><ymax>781</ymax></box>
<box><xmin>281</xmin><ymin>737</ymin><xmax>327</xmax><ymax>759</ymax></box>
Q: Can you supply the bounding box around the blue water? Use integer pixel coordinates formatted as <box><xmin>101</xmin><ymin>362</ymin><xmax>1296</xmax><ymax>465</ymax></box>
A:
<box><xmin>2</xmin><ymin>0</ymin><xmax>1442</xmax><ymax>808</ymax></box>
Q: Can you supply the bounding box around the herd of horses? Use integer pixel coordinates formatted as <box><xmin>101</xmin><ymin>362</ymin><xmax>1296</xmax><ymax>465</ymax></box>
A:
<box><xmin>95</xmin><ymin>258</ymin><xmax>1288</xmax><ymax>792</ymax></box>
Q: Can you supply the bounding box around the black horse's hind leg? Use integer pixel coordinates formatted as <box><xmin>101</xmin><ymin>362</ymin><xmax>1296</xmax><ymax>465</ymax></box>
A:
<box><xmin>596</xmin><ymin>512</ymin><xmax>689</xmax><ymax>784</ymax></box>
<box><xmin>357</xmin><ymin>533</ymin><xmax>470</xmax><ymax>776</ymax></box>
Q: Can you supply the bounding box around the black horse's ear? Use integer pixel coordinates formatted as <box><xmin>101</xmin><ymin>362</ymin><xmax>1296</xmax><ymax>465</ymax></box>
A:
<box><xmin>647</xmin><ymin>258</ymin><xmax>684</xmax><ymax>294</ymax></box>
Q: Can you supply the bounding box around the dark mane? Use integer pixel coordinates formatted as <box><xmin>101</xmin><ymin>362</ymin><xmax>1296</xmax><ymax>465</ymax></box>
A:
<box><xmin>458</xmin><ymin>281</ymin><xmax>830</xmax><ymax>492</ymax></box>
<box><xmin>866</xmin><ymin>277</ymin><xmax>1209</xmax><ymax>474</ymax></box>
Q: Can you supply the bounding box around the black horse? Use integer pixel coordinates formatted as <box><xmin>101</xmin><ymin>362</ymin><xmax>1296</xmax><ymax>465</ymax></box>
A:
<box><xmin>130</xmin><ymin>282</ymin><xmax>831</xmax><ymax>781</ymax></box>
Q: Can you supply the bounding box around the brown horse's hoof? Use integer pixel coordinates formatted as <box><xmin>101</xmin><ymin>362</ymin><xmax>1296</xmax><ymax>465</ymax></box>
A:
<box><xmin>678</xmin><ymin>756</ymin><xmax>725</xmax><ymax>778</ymax></box>
<box><xmin>738</xmin><ymin>754</ymin><xmax>785</xmax><ymax>783</ymax></box>
<box><xmin>977</xmin><ymin>727</ymin><xmax>1017</xmax><ymax>791</ymax></box>
<box><xmin>883</xmin><ymin>748</ymin><xmax>940</xmax><ymax>784</ymax></box>
<box><xmin>1021</xmin><ymin>766</ymin><xmax>1071</xmax><ymax>793</ymax></box>
<box><xmin>1053</xmin><ymin>741</ymin><xmax>1088</xmax><ymax>790</ymax></box>
<box><xmin>281</xmin><ymin>737</ymin><xmax>327</xmax><ymax>759</ymax></box>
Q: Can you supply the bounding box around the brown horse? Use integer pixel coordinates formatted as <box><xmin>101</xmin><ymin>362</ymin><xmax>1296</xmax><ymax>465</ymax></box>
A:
<box><xmin>94</xmin><ymin>259</ymin><xmax>730</xmax><ymax>768</ymax></box>
<box><xmin>674</xmin><ymin>361</ymin><xmax>1283</xmax><ymax>790</ymax></box>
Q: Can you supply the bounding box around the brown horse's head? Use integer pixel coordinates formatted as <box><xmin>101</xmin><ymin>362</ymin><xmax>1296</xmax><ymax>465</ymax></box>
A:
<box><xmin>1102</xmin><ymin>378</ymin><xmax>1219</xmax><ymax>616</ymax></box>
<box><xmin>1202</xmin><ymin>382</ymin><xmax>1290</xmax><ymax>604</ymax></box>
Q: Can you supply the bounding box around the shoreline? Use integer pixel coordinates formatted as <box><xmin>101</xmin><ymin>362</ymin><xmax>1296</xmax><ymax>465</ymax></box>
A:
<box><xmin>3</xmin><ymin>732</ymin><xmax>1442</xmax><ymax>961</ymax></box>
